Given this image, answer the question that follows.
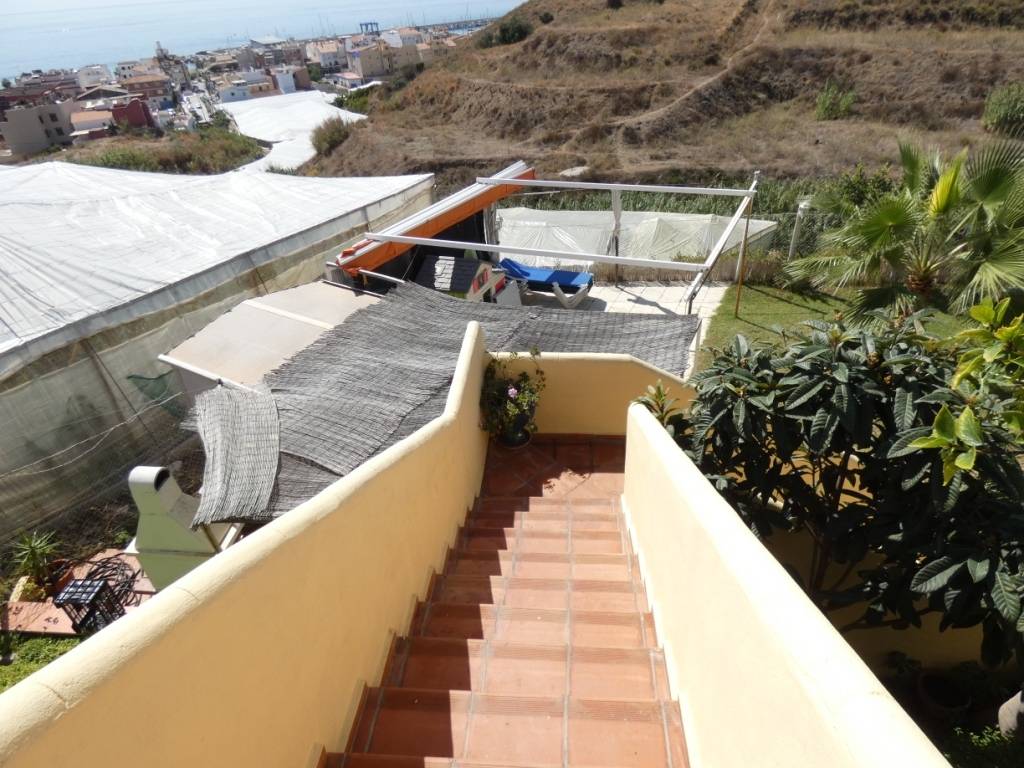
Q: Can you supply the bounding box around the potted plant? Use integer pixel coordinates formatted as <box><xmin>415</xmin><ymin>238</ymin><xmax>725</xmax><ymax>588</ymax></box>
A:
<box><xmin>480</xmin><ymin>351</ymin><xmax>545</xmax><ymax>448</ymax></box>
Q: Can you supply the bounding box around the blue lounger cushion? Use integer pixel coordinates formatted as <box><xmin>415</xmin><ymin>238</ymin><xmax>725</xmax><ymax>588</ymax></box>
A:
<box><xmin>500</xmin><ymin>259</ymin><xmax>595</xmax><ymax>294</ymax></box>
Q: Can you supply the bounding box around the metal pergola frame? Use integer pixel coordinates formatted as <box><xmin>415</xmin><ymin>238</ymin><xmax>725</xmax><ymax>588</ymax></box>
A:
<box><xmin>363</xmin><ymin>170</ymin><xmax>761</xmax><ymax>315</ymax></box>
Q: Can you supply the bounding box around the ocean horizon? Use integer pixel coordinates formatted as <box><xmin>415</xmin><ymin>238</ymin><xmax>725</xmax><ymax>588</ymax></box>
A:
<box><xmin>1</xmin><ymin>0</ymin><xmax>521</xmax><ymax>80</ymax></box>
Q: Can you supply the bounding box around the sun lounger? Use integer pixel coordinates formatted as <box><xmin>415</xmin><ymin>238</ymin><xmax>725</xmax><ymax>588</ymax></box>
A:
<box><xmin>499</xmin><ymin>259</ymin><xmax>594</xmax><ymax>309</ymax></box>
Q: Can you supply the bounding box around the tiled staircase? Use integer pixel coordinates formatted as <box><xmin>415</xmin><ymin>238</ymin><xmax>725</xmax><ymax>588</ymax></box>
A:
<box><xmin>330</xmin><ymin>438</ymin><xmax>688</xmax><ymax>768</ymax></box>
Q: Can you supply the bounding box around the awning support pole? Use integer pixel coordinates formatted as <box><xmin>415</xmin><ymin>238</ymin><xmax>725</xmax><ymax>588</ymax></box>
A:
<box><xmin>611</xmin><ymin>188</ymin><xmax>622</xmax><ymax>283</ymax></box>
<box><xmin>733</xmin><ymin>197</ymin><xmax>753</xmax><ymax>318</ymax></box>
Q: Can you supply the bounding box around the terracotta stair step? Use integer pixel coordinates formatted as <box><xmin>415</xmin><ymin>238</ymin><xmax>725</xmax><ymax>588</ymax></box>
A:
<box><xmin>331</xmin><ymin>754</ymin><xmax>678</xmax><ymax>768</ymax></box>
<box><xmin>470</xmin><ymin>509</ymin><xmax>624</xmax><ymax>532</ymax></box>
<box><xmin>430</xmin><ymin>574</ymin><xmax>649</xmax><ymax>613</ymax></box>
<box><xmin>330</xmin><ymin>754</ymin><xmax>677</xmax><ymax>768</ymax></box>
<box><xmin>458</xmin><ymin>525</ymin><xmax>625</xmax><ymax>555</ymax></box>
<box><xmin>444</xmin><ymin>549</ymin><xmax>642</xmax><ymax>583</ymax></box>
<box><xmin>345</xmin><ymin>688</ymin><xmax>686</xmax><ymax>767</ymax></box>
<box><xmin>411</xmin><ymin>602</ymin><xmax>657</xmax><ymax>649</ymax></box>
<box><xmin>384</xmin><ymin>637</ymin><xmax>670</xmax><ymax>701</ymax></box>
<box><xmin>474</xmin><ymin>496</ymin><xmax>619</xmax><ymax>515</ymax></box>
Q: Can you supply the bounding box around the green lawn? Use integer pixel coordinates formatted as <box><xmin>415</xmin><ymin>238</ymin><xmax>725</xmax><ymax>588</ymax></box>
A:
<box><xmin>696</xmin><ymin>285</ymin><xmax>967</xmax><ymax>371</ymax></box>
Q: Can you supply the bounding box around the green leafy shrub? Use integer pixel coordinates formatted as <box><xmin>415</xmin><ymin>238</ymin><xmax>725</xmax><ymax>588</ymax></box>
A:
<box><xmin>941</xmin><ymin>726</ymin><xmax>1024</xmax><ymax>768</ymax></box>
<box><xmin>334</xmin><ymin>90</ymin><xmax>370</xmax><ymax>114</ymax></box>
<box><xmin>539</xmin><ymin>11</ymin><xmax>554</xmax><ymax>23</ymax></box>
<box><xmin>815</xmin><ymin>79</ymin><xmax>856</xmax><ymax>121</ymax></box>
<box><xmin>983</xmin><ymin>83</ymin><xmax>1024</xmax><ymax>136</ymax></box>
<box><xmin>311</xmin><ymin>116</ymin><xmax>351</xmax><ymax>157</ymax></box>
<box><xmin>480</xmin><ymin>16</ymin><xmax>533</xmax><ymax>47</ymax></box>
<box><xmin>646</xmin><ymin>310</ymin><xmax>1024</xmax><ymax>665</ymax></box>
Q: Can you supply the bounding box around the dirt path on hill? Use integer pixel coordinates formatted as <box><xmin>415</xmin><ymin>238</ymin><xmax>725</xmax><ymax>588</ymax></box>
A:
<box><xmin>612</xmin><ymin>0</ymin><xmax>781</xmax><ymax>138</ymax></box>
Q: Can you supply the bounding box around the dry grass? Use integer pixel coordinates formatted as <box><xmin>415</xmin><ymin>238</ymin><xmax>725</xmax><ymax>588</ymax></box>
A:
<box><xmin>56</xmin><ymin>128</ymin><xmax>264</xmax><ymax>174</ymax></box>
<box><xmin>309</xmin><ymin>0</ymin><xmax>1024</xmax><ymax>182</ymax></box>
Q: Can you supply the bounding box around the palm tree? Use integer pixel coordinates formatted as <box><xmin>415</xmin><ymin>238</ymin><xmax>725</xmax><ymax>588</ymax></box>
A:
<box><xmin>788</xmin><ymin>140</ymin><xmax>1024</xmax><ymax>317</ymax></box>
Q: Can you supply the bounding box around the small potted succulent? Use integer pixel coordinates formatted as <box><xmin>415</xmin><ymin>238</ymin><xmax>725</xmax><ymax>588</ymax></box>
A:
<box><xmin>480</xmin><ymin>351</ymin><xmax>546</xmax><ymax>448</ymax></box>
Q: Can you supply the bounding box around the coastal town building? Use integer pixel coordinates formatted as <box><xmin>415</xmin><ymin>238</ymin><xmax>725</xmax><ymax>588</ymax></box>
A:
<box><xmin>76</xmin><ymin>85</ymin><xmax>131</xmax><ymax>110</ymax></box>
<box><xmin>0</xmin><ymin>100</ymin><xmax>75</xmax><ymax>155</ymax></box>
<box><xmin>305</xmin><ymin>39</ymin><xmax>344</xmax><ymax>73</ymax></box>
<box><xmin>215</xmin><ymin>70</ymin><xmax>277</xmax><ymax>103</ymax></box>
<box><xmin>115</xmin><ymin>58</ymin><xmax>163</xmax><ymax>81</ymax></box>
<box><xmin>111</xmin><ymin>98</ymin><xmax>156</xmax><ymax>129</ymax></box>
<box><xmin>381</xmin><ymin>26</ymin><xmax>424</xmax><ymax>49</ymax></box>
<box><xmin>14</xmin><ymin>69</ymin><xmax>77</xmax><ymax>90</ymax></box>
<box><xmin>346</xmin><ymin>39</ymin><xmax>399</xmax><ymax>79</ymax></box>
<box><xmin>121</xmin><ymin>73</ymin><xmax>173</xmax><ymax>112</ymax></box>
<box><xmin>269</xmin><ymin>65</ymin><xmax>311</xmax><ymax>94</ymax></box>
<box><xmin>69</xmin><ymin>109</ymin><xmax>114</xmax><ymax>141</ymax></box>
<box><xmin>75</xmin><ymin>64</ymin><xmax>113</xmax><ymax>89</ymax></box>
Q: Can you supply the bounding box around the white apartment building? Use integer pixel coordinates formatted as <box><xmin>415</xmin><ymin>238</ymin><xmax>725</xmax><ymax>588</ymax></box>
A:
<box><xmin>381</xmin><ymin>27</ymin><xmax>424</xmax><ymax>49</ymax></box>
<box><xmin>76</xmin><ymin>64</ymin><xmax>113</xmax><ymax>89</ymax></box>
<box><xmin>216</xmin><ymin>71</ymin><xmax>276</xmax><ymax>103</ymax></box>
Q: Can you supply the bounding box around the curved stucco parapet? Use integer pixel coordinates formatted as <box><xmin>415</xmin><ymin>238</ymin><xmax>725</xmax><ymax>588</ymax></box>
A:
<box><xmin>622</xmin><ymin>403</ymin><xmax>950</xmax><ymax>768</ymax></box>
<box><xmin>493</xmin><ymin>351</ymin><xmax>693</xmax><ymax>436</ymax></box>
<box><xmin>0</xmin><ymin>322</ymin><xmax>488</xmax><ymax>767</ymax></box>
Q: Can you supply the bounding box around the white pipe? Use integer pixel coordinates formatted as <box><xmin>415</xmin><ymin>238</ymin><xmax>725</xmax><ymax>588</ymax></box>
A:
<box><xmin>683</xmin><ymin>173</ymin><xmax>761</xmax><ymax>313</ymax></box>
<box><xmin>475</xmin><ymin>177</ymin><xmax>755</xmax><ymax>198</ymax></box>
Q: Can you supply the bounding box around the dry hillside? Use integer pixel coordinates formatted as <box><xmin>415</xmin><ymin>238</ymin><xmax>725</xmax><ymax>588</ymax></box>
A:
<box><xmin>311</xmin><ymin>0</ymin><xmax>1024</xmax><ymax>186</ymax></box>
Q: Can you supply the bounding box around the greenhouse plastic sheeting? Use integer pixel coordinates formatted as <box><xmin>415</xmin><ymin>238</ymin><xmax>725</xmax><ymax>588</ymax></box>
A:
<box><xmin>220</xmin><ymin>90</ymin><xmax>362</xmax><ymax>144</ymax></box>
<box><xmin>221</xmin><ymin>91</ymin><xmax>364</xmax><ymax>171</ymax></box>
<box><xmin>0</xmin><ymin>161</ymin><xmax>432</xmax><ymax>377</ymax></box>
<box><xmin>495</xmin><ymin>208</ymin><xmax>777</xmax><ymax>269</ymax></box>
<box><xmin>0</xmin><ymin>161</ymin><xmax>433</xmax><ymax>542</ymax></box>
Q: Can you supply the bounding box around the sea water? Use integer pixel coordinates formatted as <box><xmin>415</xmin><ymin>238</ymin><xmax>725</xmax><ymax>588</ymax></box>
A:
<box><xmin>1</xmin><ymin>0</ymin><xmax>521</xmax><ymax>79</ymax></box>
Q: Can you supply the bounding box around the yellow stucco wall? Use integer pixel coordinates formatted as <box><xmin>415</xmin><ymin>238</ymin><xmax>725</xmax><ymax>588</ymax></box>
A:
<box><xmin>622</xmin><ymin>403</ymin><xmax>950</xmax><ymax>768</ymax></box>
<box><xmin>765</xmin><ymin>530</ymin><xmax>984</xmax><ymax>669</ymax></box>
<box><xmin>495</xmin><ymin>351</ymin><xmax>692</xmax><ymax>435</ymax></box>
<box><xmin>0</xmin><ymin>323</ymin><xmax>490</xmax><ymax>768</ymax></box>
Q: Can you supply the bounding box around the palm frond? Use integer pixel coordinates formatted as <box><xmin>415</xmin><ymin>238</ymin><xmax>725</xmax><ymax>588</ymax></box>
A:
<box><xmin>951</xmin><ymin>228</ymin><xmax>1024</xmax><ymax>313</ymax></box>
<box><xmin>899</xmin><ymin>141</ymin><xmax>926</xmax><ymax>196</ymax></box>
<box><xmin>811</xmin><ymin>186</ymin><xmax>857</xmax><ymax>218</ymax></box>
<box><xmin>964</xmin><ymin>140</ymin><xmax>1024</xmax><ymax>219</ymax></box>
<box><xmin>848</xmin><ymin>284</ymin><xmax>918</xmax><ymax>320</ymax></box>
<box><xmin>784</xmin><ymin>250</ymin><xmax>857</xmax><ymax>288</ymax></box>
<box><xmin>927</xmin><ymin>150</ymin><xmax>965</xmax><ymax>220</ymax></box>
<box><xmin>834</xmin><ymin>193</ymin><xmax>922</xmax><ymax>255</ymax></box>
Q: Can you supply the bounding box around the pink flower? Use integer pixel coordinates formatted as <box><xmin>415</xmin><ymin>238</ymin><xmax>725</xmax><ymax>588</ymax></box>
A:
<box><xmin>507</xmin><ymin>387</ymin><xmax>519</xmax><ymax>398</ymax></box>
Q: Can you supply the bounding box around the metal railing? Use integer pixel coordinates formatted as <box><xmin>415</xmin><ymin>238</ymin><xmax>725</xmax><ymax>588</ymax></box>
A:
<box><xmin>361</xmin><ymin>170</ymin><xmax>761</xmax><ymax>316</ymax></box>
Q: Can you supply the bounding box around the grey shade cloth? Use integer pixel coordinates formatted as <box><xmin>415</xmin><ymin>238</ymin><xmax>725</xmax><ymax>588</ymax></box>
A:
<box><xmin>192</xmin><ymin>282</ymin><xmax>699</xmax><ymax>527</ymax></box>
<box><xmin>191</xmin><ymin>386</ymin><xmax>280</xmax><ymax>527</ymax></box>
